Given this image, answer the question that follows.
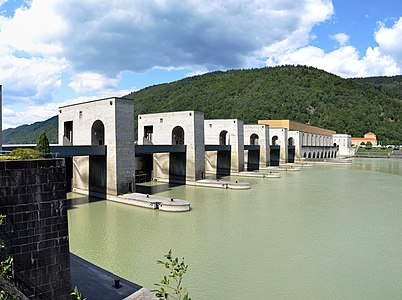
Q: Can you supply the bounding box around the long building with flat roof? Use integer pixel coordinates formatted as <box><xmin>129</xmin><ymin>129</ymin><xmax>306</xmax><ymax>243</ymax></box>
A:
<box><xmin>258</xmin><ymin>119</ymin><xmax>337</xmax><ymax>162</ymax></box>
<box><xmin>258</xmin><ymin>120</ymin><xmax>336</xmax><ymax>136</ymax></box>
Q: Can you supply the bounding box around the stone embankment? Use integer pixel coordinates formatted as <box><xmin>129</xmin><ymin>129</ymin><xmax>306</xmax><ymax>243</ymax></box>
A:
<box><xmin>355</xmin><ymin>151</ymin><xmax>402</xmax><ymax>159</ymax></box>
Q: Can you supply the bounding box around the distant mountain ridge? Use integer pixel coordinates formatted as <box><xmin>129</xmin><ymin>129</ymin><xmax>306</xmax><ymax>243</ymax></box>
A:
<box><xmin>2</xmin><ymin>66</ymin><xmax>402</xmax><ymax>145</ymax></box>
<box><xmin>2</xmin><ymin>116</ymin><xmax>58</xmax><ymax>144</ymax></box>
<box><xmin>350</xmin><ymin>75</ymin><xmax>402</xmax><ymax>101</ymax></box>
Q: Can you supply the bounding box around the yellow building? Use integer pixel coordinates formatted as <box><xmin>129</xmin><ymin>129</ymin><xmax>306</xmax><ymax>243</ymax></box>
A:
<box><xmin>258</xmin><ymin>120</ymin><xmax>336</xmax><ymax>136</ymax></box>
<box><xmin>351</xmin><ymin>132</ymin><xmax>377</xmax><ymax>146</ymax></box>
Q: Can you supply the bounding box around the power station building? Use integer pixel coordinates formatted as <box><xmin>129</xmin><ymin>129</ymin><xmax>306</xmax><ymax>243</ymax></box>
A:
<box><xmin>258</xmin><ymin>120</ymin><xmax>337</xmax><ymax>162</ymax></box>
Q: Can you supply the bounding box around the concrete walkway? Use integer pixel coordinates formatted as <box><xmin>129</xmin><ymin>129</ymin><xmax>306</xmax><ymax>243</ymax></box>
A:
<box><xmin>70</xmin><ymin>253</ymin><xmax>142</xmax><ymax>300</ymax></box>
<box><xmin>195</xmin><ymin>179</ymin><xmax>250</xmax><ymax>189</ymax></box>
<box><xmin>108</xmin><ymin>193</ymin><xmax>191</xmax><ymax>212</ymax></box>
<box><xmin>231</xmin><ymin>171</ymin><xmax>281</xmax><ymax>178</ymax></box>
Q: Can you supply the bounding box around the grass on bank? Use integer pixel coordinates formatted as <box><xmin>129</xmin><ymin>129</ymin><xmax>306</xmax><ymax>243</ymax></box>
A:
<box><xmin>0</xmin><ymin>148</ymin><xmax>43</xmax><ymax>160</ymax></box>
<box><xmin>356</xmin><ymin>147</ymin><xmax>394</xmax><ymax>153</ymax></box>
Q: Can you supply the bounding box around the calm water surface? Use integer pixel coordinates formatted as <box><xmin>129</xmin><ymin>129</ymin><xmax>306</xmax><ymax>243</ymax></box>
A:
<box><xmin>68</xmin><ymin>158</ymin><xmax>402</xmax><ymax>299</ymax></box>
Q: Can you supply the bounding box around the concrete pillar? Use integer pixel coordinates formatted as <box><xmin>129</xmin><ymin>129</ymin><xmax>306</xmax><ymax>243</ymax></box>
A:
<box><xmin>288</xmin><ymin>131</ymin><xmax>301</xmax><ymax>159</ymax></box>
<box><xmin>204</xmin><ymin>119</ymin><xmax>244</xmax><ymax>173</ymax></box>
<box><xmin>244</xmin><ymin>124</ymin><xmax>270</xmax><ymax>167</ymax></box>
<box><xmin>58</xmin><ymin>98</ymin><xmax>135</xmax><ymax>196</ymax></box>
<box><xmin>138</xmin><ymin>111</ymin><xmax>205</xmax><ymax>182</ymax></box>
<box><xmin>269</xmin><ymin>128</ymin><xmax>288</xmax><ymax>164</ymax></box>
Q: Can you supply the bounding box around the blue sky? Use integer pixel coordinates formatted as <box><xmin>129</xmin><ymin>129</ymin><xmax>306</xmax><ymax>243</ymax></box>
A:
<box><xmin>0</xmin><ymin>0</ymin><xmax>401</xmax><ymax>129</ymax></box>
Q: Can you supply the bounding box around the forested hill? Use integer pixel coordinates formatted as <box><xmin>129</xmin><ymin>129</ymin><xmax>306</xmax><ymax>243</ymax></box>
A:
<box><xmin>351</xmin><ymin>75</ymin><xmax>402</xmax><ymax>101</ymax></box>
<box><xmin>2</xmin><ymin>116</ymin><xmax>58</xmax><ymax>144</ymax></box>
<box><xmin>126</xmin><ymin>66</ymin><xmax>401</xmax><ymax>143</ymax></box>
<box><xmin>2</xmin><ymin>66</ymin><xmax>402</xmax><ymax>144</ymax></box>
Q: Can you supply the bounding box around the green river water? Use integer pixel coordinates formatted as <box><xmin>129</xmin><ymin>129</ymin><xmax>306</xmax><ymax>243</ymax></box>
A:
<box><xmin>68</xmin><ymin>158</ymin><xmax>402</xmax><ymax>299</ymax></box>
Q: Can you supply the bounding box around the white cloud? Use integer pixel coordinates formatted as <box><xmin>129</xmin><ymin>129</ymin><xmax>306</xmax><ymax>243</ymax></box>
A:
<box><xmin>0</xmin><ymin>1</ymin><xmax>65</xmax><ymax>56</ymax></box>
<box><xmin>265</xmin><ymin>45</ymin><xmax>365</xmax><ymax>77</ymax></box>
<box><xmin>330</xmin><ymin>33</ymin><xmax>349</xmax><ymax>47</ymax></box>
<box><xmin>2</xmin><ymin>88</ymin><xmax>133</xmax><ymax>129</ymax></box>
<box><xmin>0</xmin><ymin>54</ymin><xmax>66</xmax><ymax>101</ymax></box>
<box><xmin>0</xmin><ymin>0</ymin><xmax>335</xmax><ymax>108</ymax></box>
<box><xmin>375</xmin><ymin>18</ymin><xmax>402</xmax><ymax>66</ymax></box>
<box><xmin>264</xmin><ymin>17</ymin><xmax>402</xmax><ymax>78</ymax></box>
<box><xmin>2</xmin><ymin>102</ymin><xmax>61</xmax><ymax>130</ymax></box>
<box><xmin>264</xmin><ymin>43</ymin><xmax>400</xmax><ymax>78</ymax></box>
<box><xmin>68</xmin><ymin>72</ymin><xmax>119</xmax><ymax>93</ymax></box>
<box><xmin>363</xmin><ymin>46</ymin><xmax>400</xmax><ymax>76</ymax></box>
<box><xmin>45</xmin><ymin>0</ymin><xmax>334</xmax><ymax>74</ymax></box>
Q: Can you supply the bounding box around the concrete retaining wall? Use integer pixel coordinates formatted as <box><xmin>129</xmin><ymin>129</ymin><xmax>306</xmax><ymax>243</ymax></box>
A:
<box><xmin>0</xmin><ymin>159</ymin><xmax>71</xmax><ymax>299</ymax></box>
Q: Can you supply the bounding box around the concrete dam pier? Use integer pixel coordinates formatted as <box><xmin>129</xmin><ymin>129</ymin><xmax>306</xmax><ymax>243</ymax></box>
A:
<box><xmin>55</xmin><ymin>97</ymin><xmax>345</xmax><ymax>211</ymax></box>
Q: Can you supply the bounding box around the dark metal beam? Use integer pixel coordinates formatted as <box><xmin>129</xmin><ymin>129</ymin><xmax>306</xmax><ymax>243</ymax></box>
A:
<box><xmin>244</xmin><ymin>145</ymin><xmax>260</xmax><ymax>151</ymax></box>
<box><xmin>135</xmin><ymin>144</ymin><xmax>186</xmax><ymax>155</ymax></box>
<box><xmin>50</xmin><ymin>146</ymin><xmax>106</xmax><ymax>157</ymax></box>
<box><xmin>205</xmin><ymin>145</ymin><xmax>231</xmax><ymax>152</ymax></box>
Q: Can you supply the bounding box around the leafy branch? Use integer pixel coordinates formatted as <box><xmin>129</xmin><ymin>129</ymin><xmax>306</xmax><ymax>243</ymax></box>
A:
<box><xmin>153</xmin><ymin>250</ymin><xmax>191</xmax><ymax>300</ymax></box>
<box><xmin>70</xmin><ymin>286</ymin><xmax>87</xmax><ymax>300</ymax></box>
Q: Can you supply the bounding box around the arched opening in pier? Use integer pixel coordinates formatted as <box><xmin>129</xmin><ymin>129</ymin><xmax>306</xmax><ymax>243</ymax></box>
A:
<box><xmin>172</xmin><ymin>126</ymin><xmax>185</xmax><ymax>145</ymax></box>
<box><xmin>272</xmin><ymin>135</ymin><xmax>278</xmax><ymax>146</ymax></box>
<box><xmin>219</xmin><ymin>130</ymin><xmax>229</xmax><ymax>145</ymax></box>
<box><xmin>247</xmin><ymin>135</ymin><xmax>260</xmax><ymax>171</ymax></box>
<box><xmin>308</xmin><ymin>152</ymin><xmax>311</xmax><ymax>158</ymax></box>
<box><xmin>170</xmin><ymin>126</ymin><xmax>186</xmax><ymax>183</ymax></box>
<box><xmin>303</xmin><ymin>152</ymin><xmax>307</xmax><ymax>158</ymax></box>
<box><xmin>313</xmin><ymin>152</ymin><xmax>316</xmax><ymax>159</ymax></box>
<box><xmin>90</xmin><ymin>120</ymin><xmax>106</xmax><ymax>197</ymax></box>
<box><xmin>250</xmin><ymin>134</ymin><xmax>259</xmax><ymax>145</ymax></box>
<box><xmin>91</xmin><ymin>120</ymin><xmax>105</xmax><ymax>146</ymax></box>
<box><xmin>287</xmin><ymin>137</ymin><xmax>295</xmax><ymax>163</ymax></box>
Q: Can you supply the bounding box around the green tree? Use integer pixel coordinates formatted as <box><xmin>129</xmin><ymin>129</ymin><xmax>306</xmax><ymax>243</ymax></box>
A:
<box><xmin>365</xmin><ymin>141</ymin><xmax>373</xmax><ymax>150</ymax></box>
<box><xmin>36</xmin><ymin>132</ymin><xmax>50</xmax><ymax>155</ymax></box>
<box><xmin>153</xmin><ymin>250</ymin><xmax>191</xmax><ymax>300</ymax></box>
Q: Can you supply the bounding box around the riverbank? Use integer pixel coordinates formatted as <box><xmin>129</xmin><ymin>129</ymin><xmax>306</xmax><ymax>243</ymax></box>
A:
<box><xmin>355</xmin><ymin>151</ymin><xmax>402</xmax><ymax>159</ymax></box>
